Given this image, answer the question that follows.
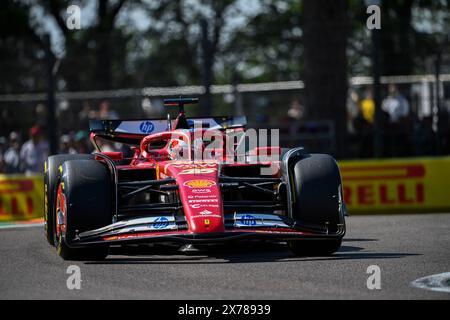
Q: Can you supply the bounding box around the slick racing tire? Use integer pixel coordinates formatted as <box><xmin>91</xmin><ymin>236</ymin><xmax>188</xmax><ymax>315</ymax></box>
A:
<box><xmin>44</xmin><ymin>154</ymin><xmax>94</xmax><ymax>245</ymax></box>
<box><xmin>54</xmin><ymin>159</ymin><xmax>111</xmax><ymax>261</ymax></box>
<box><xmin>288</xmin><ymin>154</ymin><xmax>344</xmax><ymax>256</ymax></box>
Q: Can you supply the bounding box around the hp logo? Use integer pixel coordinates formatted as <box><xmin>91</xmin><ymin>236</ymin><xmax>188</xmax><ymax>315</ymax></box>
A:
<box><xmin>241</xmin><ymin>214</ymin><xmax>256</xmax><ymax>226</ymax></box>
<box><xmin>152</xmin><ymin>217</ymin><xmax>169</xmax><ymax>229</ymax></box>
<box><xmin>140</xmin><ymin>121</ymin><xmax>154</xmax><ymax>134</ymax></box>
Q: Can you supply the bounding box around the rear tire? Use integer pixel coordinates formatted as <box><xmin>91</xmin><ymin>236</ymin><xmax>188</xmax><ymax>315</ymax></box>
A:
<box><xmin>54</xmin><ymin>159</ymin><xmax>111</xmax><ymax>261</ymax></box>
<box><xmin>44</xmin><ymin>154</ymin><xmax>94</xmax><ymax>245</ymax></box>
<box><xmin>287</xmin><ymin>154</ymin><xmax>344</xmax><ymax>256</ymax></box>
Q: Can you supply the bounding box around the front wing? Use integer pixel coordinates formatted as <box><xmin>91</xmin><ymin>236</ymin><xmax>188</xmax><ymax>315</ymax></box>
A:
<box><xmin>68</xmin><ymin>213</ymin><xmax>345</xmax><ymax>247</ymax></box>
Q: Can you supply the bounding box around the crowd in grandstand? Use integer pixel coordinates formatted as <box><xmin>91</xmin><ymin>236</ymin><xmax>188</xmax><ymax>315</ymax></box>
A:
<box><xmin>0</xmin><ymin>126</ymin><xmax>93</xmax><ymax>175</ymax></box>
<box><xmin>0</xmin><ymin>100</ymin><xmax>118</xmax><ymax>175</ymax></box>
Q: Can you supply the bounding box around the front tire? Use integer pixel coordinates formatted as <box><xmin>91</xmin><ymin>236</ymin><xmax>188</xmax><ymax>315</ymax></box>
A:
<box><xmin>54</xmin><ymin>159</ymin><xmax>111</xmax><ymax>261</ymax></box>
<box><xmin>287</xmin><ymin>154</ymin><xmax>345</xmax><ymax>256</ymax></box>
<box><xmin>44</xmin><ymin>154</ymin><xmax>94</xmax><ymax>245</ymax></box>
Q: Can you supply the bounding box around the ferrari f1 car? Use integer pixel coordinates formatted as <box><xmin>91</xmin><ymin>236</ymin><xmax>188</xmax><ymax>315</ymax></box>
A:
<box><xmin>44</xmin><ymin>97</ymin><xmax>346</xmax><ymax>260</ymax></box>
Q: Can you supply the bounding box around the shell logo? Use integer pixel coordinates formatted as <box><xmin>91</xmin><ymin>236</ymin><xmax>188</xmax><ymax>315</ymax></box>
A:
<box><xmin>183</xmin><ymin>180</ymin><xmax>216</xmax><ymax>188</ymax></box>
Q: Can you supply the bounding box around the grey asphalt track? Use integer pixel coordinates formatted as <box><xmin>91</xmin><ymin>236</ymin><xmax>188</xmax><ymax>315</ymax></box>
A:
<box><xmin>0</xmin><ymin>214</ymin><xmax>449</xmax><ymax>299</ymax></box>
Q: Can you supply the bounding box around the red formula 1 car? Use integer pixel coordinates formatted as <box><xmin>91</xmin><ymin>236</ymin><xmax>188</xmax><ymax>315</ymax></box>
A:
<box><xmin>44</xmin><ymin>98</ymin><xmax>346</xmax><ymax>260</ymax></box>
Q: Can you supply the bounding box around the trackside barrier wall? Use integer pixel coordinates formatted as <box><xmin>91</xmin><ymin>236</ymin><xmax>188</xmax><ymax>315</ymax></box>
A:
<box><xmin>1</xmin><ymin>157</ymin><xmax>450</xmax><ymax>222</ymax></box>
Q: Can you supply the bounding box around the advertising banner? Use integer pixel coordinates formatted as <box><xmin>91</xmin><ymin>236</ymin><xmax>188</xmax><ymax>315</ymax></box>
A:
<box><xmin>0</xmin><ymin>174</ymin><xmax>44</xmax><ymax>222</ymax></box>
<box><xmin>340</xmin><ymin>157</ymin><xmax>450</xmax><ymax>213</ymax></box>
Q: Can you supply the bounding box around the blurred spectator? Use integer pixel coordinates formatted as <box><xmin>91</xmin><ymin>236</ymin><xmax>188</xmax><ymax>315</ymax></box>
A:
<box><xmin>74</xmin><ymin>131</ymin><xmax>93</xmax><ymax>154</ymax></box>
<box><xmin>4</xmin><ymin>132</ymin><xmax>22</xmax><ymax>174</ymax></box>
<box><xmin>79</xmin><ymin>101</ymin><xmax>95</xmax><ymax>123</ymax></box>
<box><xmin>382</xmin><ymin>84</ymin><xmax>412</xmax><ymax>156</ymax></box>
<box><xmin>382</xmin><ymin>84</ymin><xmax>410</xmax><ymax>123</ymax></box>
<box><xmin>79</xmin><ymin>101</ymin><xmax>100</xmax><ymax>124</ymax></box>
<box><xmin>360</xmin><ymin>87</ymin><xmax>375</xmax><ymax>124</ymax></box>
<box><xmin>287</xmin><ymin>98</ymin><xmax>305</xmax><ymax>121</ymax></box>
<box><xmin>58</xmin><ymin>100</ymin><xmax>80</xmax><ymax>133</ymax></box>
<box><xmin>346</xmin><ymin>89</ymin><xmax>360</xmax><ymax>134</ymax></box>
<box><xmin>35</xmin><ymin>103</ymin><xmax>47</xmax><ymax>127</ymax></box>
<box><xmin>286</xmin><ymin>98</ymin><xmax>306</xmax><ymax>135</ymax></box>
<box><xmin>98</xmin><ymin>100</ymin><xmax>119</xmax><ymax>120</ymax></box>
<box><xmin>20</xmin><ymin>126</ymin><xmax>49</xmax><ymax>175</ymax></box>
<box><xmin>59</xmin><ymin>135</ymin><xmax>77</xmax><ymax>154</ymax></box>
<box><xmin>141</xmin><ymin>98</ymin><xmax>164</xmax><ymax>117</ymax></box>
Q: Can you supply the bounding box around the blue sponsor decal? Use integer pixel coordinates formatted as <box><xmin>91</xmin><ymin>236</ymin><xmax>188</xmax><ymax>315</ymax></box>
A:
<box><xmin>152</xmin><ymin>217</ymin><xmax>169</xmax><ymax>229</ymax></box>
<box><xmin>241</xmin><ymin>214</ymin><xmax>256</xmax><ymax>226</ymax></box>
<box><xmin>139</xmin><ymin>121</ymin><xmax>155</xmax><ymax>134</ymax></box>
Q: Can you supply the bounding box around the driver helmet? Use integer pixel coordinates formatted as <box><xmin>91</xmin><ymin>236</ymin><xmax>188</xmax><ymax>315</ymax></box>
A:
<box><xmin>168</xmin><ymin>138</ymin><xmax>188</xmax><ymax>160</ymax></box>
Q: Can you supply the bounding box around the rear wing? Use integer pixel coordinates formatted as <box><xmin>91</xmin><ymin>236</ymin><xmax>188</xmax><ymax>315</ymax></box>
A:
<box><xmin>89</xmin><ymin>116</ymin><xmax>247</xmax><ymax>137</ymax></box>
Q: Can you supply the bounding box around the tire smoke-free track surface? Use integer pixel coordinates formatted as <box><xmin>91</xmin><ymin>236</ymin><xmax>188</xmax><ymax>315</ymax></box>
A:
<box><xmin>0</xmin><ymin>214</ymin><xmax>449</xmax><ymax>299</ymax></box>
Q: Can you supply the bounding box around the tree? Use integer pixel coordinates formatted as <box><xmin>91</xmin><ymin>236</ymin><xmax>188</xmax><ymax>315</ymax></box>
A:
<box><xmin>303</xmin><ymin>0</ymin><xmax>349</xmax><ymax>157</ymax></box>
<box><xmin>0</xmin><ymin>0</ymin><xmax>49</xmax><ymax>94</ymax></box>
<box><xmin>0</xmin><ymin>0</ymin><xmax>53</xmax><ymax>137</ymax></box>
<box><xmin>39</xmin><ymin>0</ymin><xmax>130</xmax><ymax>90</ymax></box>
<box><xmin>379</xmin><ymin>0</ymin><xmax>414</xmax><ymax>75</ymax></box>
<box><xmin>199</xmin><ymin>0</ymin><xmax>234</xmax><ymax>114</ymax></box>
<box><xmin>139</xmin><ymin>0</ymin><xmax>236</xmax><ymax>114</ymax></box>
<box><xmin>224</xmin><ymin>0</ymin><xmax>303</xmax><ymax>83</ymax></box>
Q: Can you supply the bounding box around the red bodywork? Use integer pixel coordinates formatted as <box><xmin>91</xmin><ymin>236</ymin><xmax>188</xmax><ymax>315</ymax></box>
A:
<box><xmin>107</xmin><ymin>128</ymin><xmax>284</xmax><ymax>234</ymax></box>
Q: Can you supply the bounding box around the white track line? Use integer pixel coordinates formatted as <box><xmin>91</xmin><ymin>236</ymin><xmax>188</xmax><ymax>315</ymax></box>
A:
<box><xmin>0</xmin><ymin>222</ymin><xmax>44</xmax><ymax>230</ymax></box>
<box><xmin>411</xmin><ymin>272</ymin><xmax>450</xmax><ymax>293</ymax></box>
